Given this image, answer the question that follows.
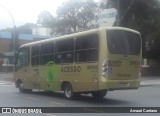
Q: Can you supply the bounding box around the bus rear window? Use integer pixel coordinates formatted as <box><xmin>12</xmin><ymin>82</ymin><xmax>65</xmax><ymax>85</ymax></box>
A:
<box><xmin>107</xmin><ymin>30</ymin><xmax>141</xmax><ymax>55</ymax></box>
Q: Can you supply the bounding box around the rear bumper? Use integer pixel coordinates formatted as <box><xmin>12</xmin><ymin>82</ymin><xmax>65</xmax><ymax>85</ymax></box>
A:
<box><xmin>98</xmin><ymin>79</ymin><xmax>140</xmax><ymax>90</ymax></box>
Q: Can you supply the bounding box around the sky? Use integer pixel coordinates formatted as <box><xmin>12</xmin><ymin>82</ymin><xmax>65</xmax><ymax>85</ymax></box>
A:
<box><xmin>0</xmin><ymin>0</ymin><xmax>100</xmax><ymax>29</ymax></box>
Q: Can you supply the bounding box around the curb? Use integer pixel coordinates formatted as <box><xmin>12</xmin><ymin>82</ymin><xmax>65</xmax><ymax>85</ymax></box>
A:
<box><xmin>140</xmin><ymin>80</ymin><xmax>160</xmax><ymax>86</ymax></box>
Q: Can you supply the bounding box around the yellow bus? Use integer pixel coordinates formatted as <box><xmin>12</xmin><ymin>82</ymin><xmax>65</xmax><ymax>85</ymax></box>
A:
<box><xmin>15</xmin><ymin>27</ymin><xmax>142</xmax><ymax>99</ymax></box>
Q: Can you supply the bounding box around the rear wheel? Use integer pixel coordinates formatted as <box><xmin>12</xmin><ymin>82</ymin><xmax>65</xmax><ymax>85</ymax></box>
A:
<box><xmin>92</xmin><ymin>90</ymin><xmax>107</xmax><ymax>99</ymax></box>
<box><xmin>63</xmin><ymin>83</ymin><xmax>75</xmax><ymax>100</ymax></box>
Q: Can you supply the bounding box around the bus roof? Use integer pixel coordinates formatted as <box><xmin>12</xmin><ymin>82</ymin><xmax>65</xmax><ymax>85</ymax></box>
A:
<box><xmin>106</xmin><ymin>27</ymin><xmax>140</xmax><ymax>34</ymax></box>
<box><xmin>19</xmin><ymin>27</ymin><xmax>140</xmax><ymax>49</ymax></box>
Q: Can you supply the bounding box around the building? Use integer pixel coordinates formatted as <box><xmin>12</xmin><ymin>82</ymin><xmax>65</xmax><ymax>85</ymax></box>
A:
<box><xmin>78</xmin><ymin>8</ymin><xmax>117</xmax><ymax>32</ymax></box>
<box><xmin>32</xmin><ymin>27</ymin><xmax>51</xmax><ymax>37</ymax></box>
<box><xmin>0</xmin><ymin>31</ymin><xmax>51</xmax><ymax>72</ymax></box>
<box><xmin>95</xmin><ymin>0</ymin><xmax>117</xmax><ymax>27</ymax></box>
<box><xmin>96</xmin><ymin>8</ymin><xmax>117</xmax><ymax>27</ymax></box>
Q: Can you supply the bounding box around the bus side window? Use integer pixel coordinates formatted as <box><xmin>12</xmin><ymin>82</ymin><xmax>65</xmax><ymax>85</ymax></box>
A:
<box><xmin>16</xmin><ymin>47</ymin><xmax>30</xmax><ymax>68</ymax></box>
<box><xmin>23</xmin><ymin>48</ymin><xmax>30</xmax><ymax>67</ymax></box>
<box><xmin>55</xmin><ymin>39</ymin><xmax>74</xmax><ymax>64</ymax></box>
<box><xmin>75</xmin><ymin>34</ymin><xmax>98</xmax><ymax>62</ymax></box>
<box><xmin>31</xmin><ymin>45</ymin><xmax>40</xmax><ymax>66</ymax></box>
<box><xmin>40</xmin><ymin>43</ymin><xmax>54</xmax><ymax>65</ymax></box>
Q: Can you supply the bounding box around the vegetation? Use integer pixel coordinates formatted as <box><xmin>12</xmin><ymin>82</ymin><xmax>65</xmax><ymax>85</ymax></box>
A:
<box><xmin>37</xmin><ymin>0</ymin><xmax>98</xmax><ymax>36</ymax></box>
<box><xmin>100</xmin><ymin>0</ymin><xmax>160</xmax><ymax>59</ymax></box>
<box><xmin>2</xmin><ymin>0</ymin><xmax>160</xmax><ymax>60</ymax></box>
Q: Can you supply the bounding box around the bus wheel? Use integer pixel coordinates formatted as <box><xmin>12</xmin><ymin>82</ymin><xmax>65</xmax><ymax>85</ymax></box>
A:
<box><xmin>18</xmin><ymin>81</ymin><xmax>25</xmax><ymax>93</ymax></box>
<box><xmin>18</xmin><ymin>81</ymin><xmax>32</xmax><ymax>93</ymax></box>
<box><xmin>63</xmin><ymin>83</ymin><xmax>75</xmax><ymax>100</ymax></box>
<box><xmin>92</xmin><ymin>90</ymin><xmax>107</xmax><ymax>99</ymax></box>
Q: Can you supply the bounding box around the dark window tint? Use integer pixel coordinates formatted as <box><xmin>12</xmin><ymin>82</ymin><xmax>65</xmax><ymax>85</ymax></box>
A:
<box><xmin>56</xmin><ymin>39</ymin><xmax>74</xmax><ymax>52</ymax></box>
<box><xmin>32</xmin><ymin>45</ymin><xmax>40</xmax><ymax>66</ymax></box>
<box><xmin>76</xmin><ymin>49</ymin><xmax>98</xmax><ymax>62</ymax></box>
<box><xmin>76</xmin><ymin>34</ymin><xmax>98</xmax><ymax>50</ymax></box>
<box><xmin>16</xmin><ymin>47</ymin><xmax>30</xmax><ymax>69</ymax></box>
<box><xmin>55</xmin><ymin>52</ymin><xmax>73</xmax><ymax>64</ymax></box>
<box><xmin>32</xmin><ymin>56</ymin><xmax>39</xmax><ymax>66</ymax></box>
<box><xmin>40</xmin><ymin>54</ymin><xmax>54</xmax><ymax>65</ymax></box>
<box><xmin>41</xmin><ymin>43</ymin><xmax>54</xmax><ymax>54</ymax></box>
<box><xmin>55</xmin><ymin>39</ymin><xmax>74</xmax><ymax>64</ymax></box>
<box><xmin>32</xmin><ymin>45</ymin><xmax>40</xmax><ymax>56</ymax></box>
<box><xmin>75</xmin><ymin>34</ymin><xmax>98</xmax><ymax>62</ymax></box>
<box><xmin>107</xmin><ymin>30</ymin><xmax>141</xmax><ymax>55</ymax></box>
<box><xmin>40</xmin><ymin>43</ymin><xmax>55</xmax><ymax>65</ymax></box>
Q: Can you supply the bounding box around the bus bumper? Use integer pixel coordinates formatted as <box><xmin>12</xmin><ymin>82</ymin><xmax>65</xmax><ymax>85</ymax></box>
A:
<box><xmin>98</xmin><ymin>79</ymin><xmax>140</xmax><ymax>90</ymax></box>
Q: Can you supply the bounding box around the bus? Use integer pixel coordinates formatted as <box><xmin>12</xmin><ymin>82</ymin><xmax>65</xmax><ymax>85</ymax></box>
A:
<box><xmin>15</xmin><ymin>27</ymin><xmax>142</xmax><ymax>99</ymax></box>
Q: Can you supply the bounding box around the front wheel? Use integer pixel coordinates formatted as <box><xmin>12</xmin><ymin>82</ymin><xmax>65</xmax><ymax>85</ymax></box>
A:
<box><xmin>92</xmin><ymin>90</ymin><xmax>107</xmax><ymax>99</ymax></box>
<box><xmin>18</xmin><ymin>81</ymin><xmax>31</xmax><ymax>93</ymax></box>
<box><xmin>63</xmin><ymin>83</ymin><xmax>75</xmax><ymax>100</ymax></box>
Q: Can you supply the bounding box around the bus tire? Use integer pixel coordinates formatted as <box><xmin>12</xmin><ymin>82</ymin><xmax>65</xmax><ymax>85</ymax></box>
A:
<box><xmin>18</xmin><ymin>81</ymin><xmax>31</xmax><ymax>93</ymax></box>
<box><xmin>92</xmin><ymin>90</ymin><xmax>107</xmax><ymax>99</ymax></box>
<box><xmin>63</xmin><ymin>83</ymin><xmax>75</xmax><ymax>100</ymax></box>
<box><xmin>18</xmin><ymin>81</ymin><xmax>25</xmax><ymax>93</ymax></box>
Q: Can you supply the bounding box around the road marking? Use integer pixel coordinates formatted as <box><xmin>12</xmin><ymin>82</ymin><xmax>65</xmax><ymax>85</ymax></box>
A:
<box><xmin>46</xmin><ymin>114</ymin><xmax>56</xmax><ymax>116</ymax></box>
<box><xmin>50</xmin><ymin>101</ymin><xmax>65</xmax><ymax>106</ymax></box>
<box><xmin>0</xmin><ymin>83</ymin><xmax>14</xmax><ymax>85</ymax></box>
<box><xmin>0</xmin><ymin>80</ymin><xmax>14</xmax><ymax>87</ymax></box>
<box><xmin>0</xmin><ymin>80</ymin><xmax>14</xmax><ymax>83</ymax></box>
<box><xmin>0</xmin><ymin>80</ymin><xmax>14</xmax><ymax>85</ymax></box>
<box><xmin>0</xmin><ymin>85</ymin><xmax>14</xmax><ymax>86</ymax></box>
<box><xmin>27</xmin><ymin>97</ymin><xmax>40</xmax><ymax>100</ymax></box>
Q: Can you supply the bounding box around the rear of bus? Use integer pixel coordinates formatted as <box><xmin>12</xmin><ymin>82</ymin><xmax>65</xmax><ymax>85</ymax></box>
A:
<box><xmin>99</xmin><ymin>27</ymin><xmax>141</xmax><ymax>90</ymax></box>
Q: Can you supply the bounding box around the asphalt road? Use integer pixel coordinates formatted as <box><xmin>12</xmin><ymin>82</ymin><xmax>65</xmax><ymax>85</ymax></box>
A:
<box><xmin>0</xmin><ymin>83</ymin><xmax>160</xmax><ymax>107</ymax></box>
<box><xmin>0</xmin><ymin>81</ymin><xmax>160</xmax><ymax>115</ymax></box>
<box><xmin>0</xmin><ymin>73</ymin><xmax>160</xmax><ymax>116</ymax></box>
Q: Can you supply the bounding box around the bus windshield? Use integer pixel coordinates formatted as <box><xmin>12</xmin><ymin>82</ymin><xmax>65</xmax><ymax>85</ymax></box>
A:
<box><xmin>107</xmin><ymin>30</ymin><xmax>141</xmax><ymax>55</ymax></box>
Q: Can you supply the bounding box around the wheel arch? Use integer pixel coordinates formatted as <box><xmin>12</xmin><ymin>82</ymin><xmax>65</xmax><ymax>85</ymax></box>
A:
<box><xmin>15</xmin><ymin>79</ymin><xmax>23</xmax><ymax>88</ymax></box>
<box><xmin>61</xmin><ymin>81</ymin><xmax>72</xmax><ymax>91</ymax></box>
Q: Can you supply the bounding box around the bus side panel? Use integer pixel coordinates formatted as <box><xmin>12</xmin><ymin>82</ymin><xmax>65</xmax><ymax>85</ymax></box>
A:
<box><xmin>15</xmin><ymin>67</ymin><xmax>34</xmax><ymax>90</ymax></box>
<box><xmin>59</xmin><ymin>63</ymin><xmax>98</xmax><ymax>92</ymax></box>
<box><xmin>97</xmin><ymin>29</ymin><xmax>109</xmax><ymax>90</ymax></box>
<box><xmin>39</xmin><ymin>65</ymin><xmax>61</xmax><ymax>91</ymax></box>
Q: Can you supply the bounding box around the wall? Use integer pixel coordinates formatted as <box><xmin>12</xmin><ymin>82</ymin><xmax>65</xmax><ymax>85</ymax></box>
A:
<box><xmin>0</xmin><ymin>38</ymin><xmax>10</xmax><ymax>52</ymax></box>
<box><xmin>32</xmin><ymin>27</ymin><xmax>51</xmax><ymax>36</ymax></box>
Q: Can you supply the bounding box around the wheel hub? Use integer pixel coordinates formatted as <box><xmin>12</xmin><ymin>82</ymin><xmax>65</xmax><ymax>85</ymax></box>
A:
<box><xmin>65</xmin><ymin>88</ymin><xmax>72</xmax><ymax>98</ymax></box>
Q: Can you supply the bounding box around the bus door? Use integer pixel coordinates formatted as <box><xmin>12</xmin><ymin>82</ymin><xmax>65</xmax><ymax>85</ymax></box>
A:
<box><xmin>16</xmin><ymin>47</ymin><xmax>32</xmax><ymax>89</ymax></box>
<box><xmin>31</xmin><ymin>45</ymin><xmax>40</xmax><ymax>89</ymax></box>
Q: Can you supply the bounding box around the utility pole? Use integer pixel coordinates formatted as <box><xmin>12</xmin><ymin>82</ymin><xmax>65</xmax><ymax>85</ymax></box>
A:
<box><xmin>117</xmin><ymin>0</ymin><xmax>120</xmax><ymax>26</ymax></box>
<box><xmin>0</xmin><ymin>5</ymin><xmax>16</xmax><ymax>76</ymax></box>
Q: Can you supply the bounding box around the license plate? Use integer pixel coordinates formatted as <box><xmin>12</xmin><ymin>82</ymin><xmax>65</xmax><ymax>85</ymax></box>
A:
<box><xmin>119</xmin><ymin>82</ymin><xmax>129</xmax><ymax>87</ymax></box>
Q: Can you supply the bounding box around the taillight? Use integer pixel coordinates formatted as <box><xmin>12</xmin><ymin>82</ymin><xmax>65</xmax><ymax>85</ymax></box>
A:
<box><xmin>102</xmin><ymin>59</ymin><xmax>108</xmax><ymax>77</ymax></box>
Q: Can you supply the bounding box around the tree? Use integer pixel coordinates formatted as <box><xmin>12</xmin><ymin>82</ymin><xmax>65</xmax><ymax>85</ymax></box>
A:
<box><xmin>1</xmin><ymin>23</ymin><xmax>35</xmax><ymax>34</ymax></box>
<box><xmin>17</xmin><ymin>23</ymin><xmax>35</xmax><ymax>34</ymax></box>
<box><xmin>37</xmin><ymin>0</ymin><xmax>98</xmax><ymax>36</ymax></box>
<box><xmin>100</xmin><ymin>0</ymin><xmax>160</xmax><ymax>59</ymax></box>
<box><xmin>37</xmin><ymin>11</ymin><xmax>56</xmax><ymax>28</ymax></box>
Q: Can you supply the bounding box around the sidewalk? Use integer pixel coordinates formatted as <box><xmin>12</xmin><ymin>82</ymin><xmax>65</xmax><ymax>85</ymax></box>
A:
<box><xmin>0</xmin><ymin>72</ymin><xmax>160</xmax><ymax>86</ymax></box>
<box><xmin>140</xmin><ymin>76</ymin><xmax>160</xmax><ymax>86</ymax></box>
<box><xmin>0</xmin><ymin>72</ymin><xmax>14</xmax><ymax>82</ymax></box>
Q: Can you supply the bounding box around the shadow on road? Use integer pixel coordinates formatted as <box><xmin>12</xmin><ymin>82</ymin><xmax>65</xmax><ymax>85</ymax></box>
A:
<box><xmin>18</xmin><ymin>90</ymin><xmax>130</xmax><ymax>106</ymax></box>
